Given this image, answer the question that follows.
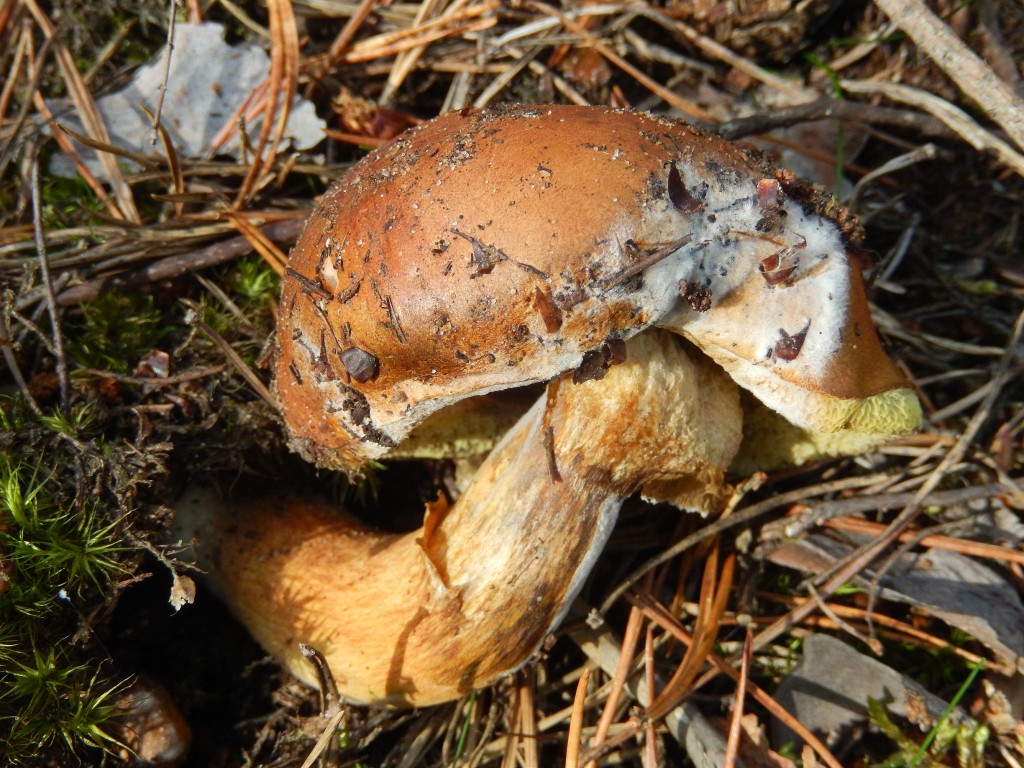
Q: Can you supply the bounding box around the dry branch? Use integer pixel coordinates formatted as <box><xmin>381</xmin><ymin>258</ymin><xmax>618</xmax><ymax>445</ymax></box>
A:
<box><xmin>873</xmin><ymin>0</ymin><xmax>1024</xmax><ymax>152</ymax></box>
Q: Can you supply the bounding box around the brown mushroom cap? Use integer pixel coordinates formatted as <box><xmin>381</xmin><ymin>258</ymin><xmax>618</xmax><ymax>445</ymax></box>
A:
<box><xmin>276</xmin><ymin>104</ymin><xmax>918</xmax><ymax>472</ymax></box>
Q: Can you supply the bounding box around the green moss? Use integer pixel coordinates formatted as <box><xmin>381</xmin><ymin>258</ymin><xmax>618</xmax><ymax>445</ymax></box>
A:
<box><xmin>39</xmin><ymin>173</ymin><xmax>105</xmax><ymax>231</ymax></box>
<box><xmin>0</xmin><ymin>456</ymin><xmax>127</xmax><ymax>763</ymax></box>
<box><xmin>64</xmin><ymin>293</ymin><xmax>169</xmax><ymax>374</ymax></box>
<box><xmin>866</xmin><ymin>660</ymin><xmax>989</xmax><ymax>768</ymax></box>
<box><xmin>231</xmin><ymin>254</ymin><xmax>281</xmax><ymax>308</ymax></box>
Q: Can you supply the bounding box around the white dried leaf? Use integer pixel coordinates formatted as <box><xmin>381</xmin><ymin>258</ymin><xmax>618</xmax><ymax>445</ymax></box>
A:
<box><xmin>49</xmin><ymin>22</ymin><xmax>324</xmax><ymax>178</ymax></box>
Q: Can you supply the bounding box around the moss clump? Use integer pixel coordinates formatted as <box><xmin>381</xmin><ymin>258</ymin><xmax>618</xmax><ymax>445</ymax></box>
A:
<box><xmin>0</xmin><ymin>454</ymin><xmax>127</xmax><ymax>764</ymax></box>
<box><xmin>64</xmin><ymin>293</ymin><xmax>169</xmax><ymax>374</ymax></box>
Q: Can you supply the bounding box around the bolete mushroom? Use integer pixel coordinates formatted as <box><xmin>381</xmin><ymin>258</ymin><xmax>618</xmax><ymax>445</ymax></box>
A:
<box><xmin>175</xmin><ymin>105</ymin><xmax>921</xmax><ymax>707</ymax></box>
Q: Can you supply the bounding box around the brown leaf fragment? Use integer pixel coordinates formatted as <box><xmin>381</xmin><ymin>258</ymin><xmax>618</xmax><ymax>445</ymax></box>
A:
<box><xmin>668</xmin><ymin>162</ymin><xmax>704</xmax><ymax>214</ymax></box>
<box><xmin>759</xmin><ymin>234</ymin><xmax>806</xmax><ymax>287</ymax></box>
<box><xmin>534</xmin><ymin>287</ymin><xmax>563</xmax><ymax>332</ymax></box>
<box><xmin>572</xmin><ymin>338</ymin><xmax>628</xmax><ymax>383</ymax></box>
<box><xmin>773</xmin><ymin>323</ymin><xmax>810</xmax><ymax>361</ymax></box>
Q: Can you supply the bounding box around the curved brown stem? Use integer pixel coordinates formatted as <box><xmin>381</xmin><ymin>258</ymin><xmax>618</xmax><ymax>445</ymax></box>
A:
<box><xmin>174</xmin><ymin>332</ymin><xmax>742</xmax><ymax>706</ymax></box>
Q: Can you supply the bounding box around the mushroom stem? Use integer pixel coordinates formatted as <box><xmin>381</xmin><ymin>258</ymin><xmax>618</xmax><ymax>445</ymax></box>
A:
<box><xmin>175</xmin><ymin>332</ymin><xmax>742</xmax><ymax>706</ymax></box>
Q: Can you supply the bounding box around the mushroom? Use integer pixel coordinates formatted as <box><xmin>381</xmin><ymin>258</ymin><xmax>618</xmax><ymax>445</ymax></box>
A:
<box><xmin>175</xmin><ymin>105</ymin><xmax>921</xmax><ymax>707</ymax></box>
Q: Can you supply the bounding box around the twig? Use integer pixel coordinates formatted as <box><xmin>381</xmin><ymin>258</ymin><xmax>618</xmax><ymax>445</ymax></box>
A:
<box><xmin>300</xmin><ymin>643</ymin><xmax>341</xmax><ymax>714</ymax></box>
<box><xmin>56</xmin><ymin>217</ymin><xmax>306</xmax><ymax>306</ymax></box>
<box><xmin>976</xmin><ymin>1</ymin><xmax>1024</xmax><ymax>99</ymax></box>
<box><xmin>722</xmin><ymin>629</ymin><xmax>751</xmax><ymax>768</ymax></box>
<box><xmin>872</xmin><ymin>0</ymin><xmax>1024</xmax><ymax>152</ymax></box>
<box><xmin>846</xmin><ymin>142</ymin><xmax>940</xmax><ymax>210</ymax></box>
<box><xmin>713</xmin><ymin>96</ymin><xmax>954</xmax><ymax>142</ymax></box>
<box><xmin>565</xmin><ymin>668</ymin><xmax>590</xmax><ymax>768</ymax></box>
<box><xmin>840</xmin><ymin>79</ymin><xmax>1024</xmax><ymax>178</ymax></box>
<box><xmin>0</xmin><ymin>305</ymin><xmax>45</xmax><ymax>418</ymax></box>
<box><xmin>30</xmin><ymin>156</ymin><xmax>70</xmax><ymax>411</ymax></box>
<box><xmin>181</xmin><ymin>301</ymin><xmax>276</xmax><ymax>408</ymax></box>
<box><xmin>598</xmin><ymin>474</ymin><xmax>892</xmax><ymax>615</ymax></box>
<box><xmin>151</xmin><ymin>0</ymin><xmax>180</xmax><ymax>147</ymax></box>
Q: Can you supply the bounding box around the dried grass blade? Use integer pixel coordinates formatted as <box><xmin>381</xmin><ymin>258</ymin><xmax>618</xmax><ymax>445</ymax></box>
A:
<box><xmin>23</xmin><ymin>0</ymin><xmax>140</xmax><ymax>221</ymax></box>
<box><xmin>225</xmin><ymin>212</ymin><xmax>288</xmax><ymax>275</ymax></box>
<box><xmin>139</xmin><ymin>106</ymin><xmax>186</xmax><ymax>218</ymax></box>
<box><xmin>524</xmin><ymin>0</ymin><xmax>713</xmax><ymax>121</ymax></box>
<box><xmin>237</xmin><ymin>0</ymin><xmax>299</xmax><ymax>205</ymax></box>
<box><xmin>32</xmin><ymin>93</ymin><xmax>120</xmax><ymax>218</ymax></box>
<box><xmin>565</xmin><ymin>668</ymin><xmax>590</xmax><ymax>768</ymax></box>
<box><xmin>872</xmin><ymin>0</ymin><xmax>1024</xmax><ymax>152</ymax></box>
<box><xmin>841</xmin><ymin>79</ymin><xmax>1024</xmax><ymax>178</ymax></box>
<box><xmin>722</xmin><ymin>628</ymin><xmax>752</xmax><ymax>768</ymax></box>
<box><xmin>647</xmin><ymin>547</ymin><xmax>733</xmax><ymax>720</ymax></box>
<box><xmin>584</xmin><ymin>605</ymin><xmax>643</xmax><ymax>767</ymax></box>
<box><xmin>56</xmin><ymin>122</ymin><xmax>158</xmax><ymax>169</ymax></box>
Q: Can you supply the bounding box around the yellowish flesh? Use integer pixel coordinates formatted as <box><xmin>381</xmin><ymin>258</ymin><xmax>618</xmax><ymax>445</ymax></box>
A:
<box><xmin>731</xmin><ymin>387</ymin><xmax>923</xmax><ymax>475</ymax></box>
